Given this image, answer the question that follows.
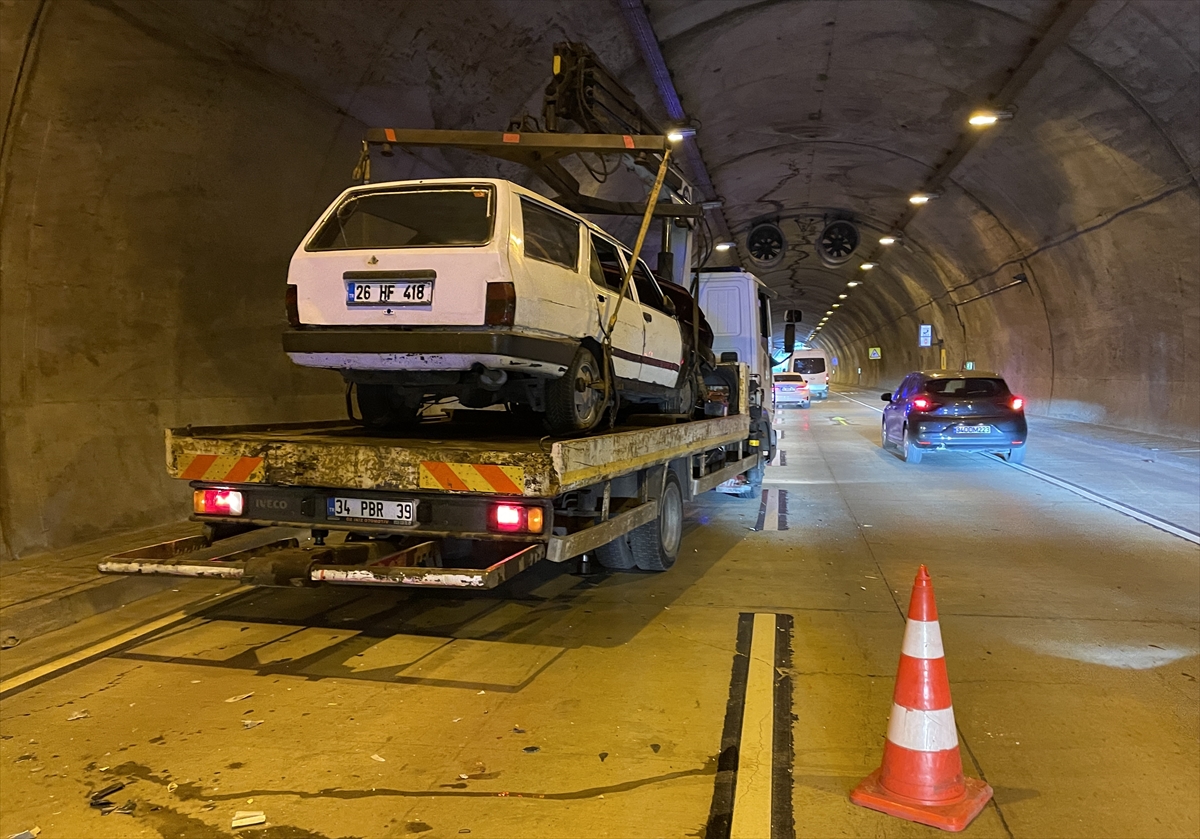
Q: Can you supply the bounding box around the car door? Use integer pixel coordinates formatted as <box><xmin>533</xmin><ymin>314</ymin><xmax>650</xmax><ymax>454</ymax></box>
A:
<box><xmin>626</xmin><ymin>254</ymin><xmax>684</xmax><ymax>386</ymax></box>
<box><xmin>588</xmin><ymin>234</ymin><xmax>644</xmax><ymax>382</ymax></box>
<box><xmin>884</xmin><ymin>375</ymin><xmax>911</xmax><ymax>443</ymax></box>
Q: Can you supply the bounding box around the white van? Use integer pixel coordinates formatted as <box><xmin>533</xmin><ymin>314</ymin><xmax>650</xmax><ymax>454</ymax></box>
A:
<box><xmin>791</xmin><ymin>348</ymin><xmax>830</xmax><ymax>398</ymax></box>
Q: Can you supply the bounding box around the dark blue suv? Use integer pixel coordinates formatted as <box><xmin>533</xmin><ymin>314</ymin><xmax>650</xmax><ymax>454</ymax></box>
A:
<box><xmin>881</xmin><ymin>371</ymin><xmax>1028</xmax><ymax>464</ymax></box>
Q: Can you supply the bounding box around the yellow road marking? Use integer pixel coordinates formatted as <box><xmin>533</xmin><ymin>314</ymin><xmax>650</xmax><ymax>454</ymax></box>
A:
<box><xmin>731</xmin><ymin>612</ymin><xmax>777</xmax><ymax>838</ymax></box>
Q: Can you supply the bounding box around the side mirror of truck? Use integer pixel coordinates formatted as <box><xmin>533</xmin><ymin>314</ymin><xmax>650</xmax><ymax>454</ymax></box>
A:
<box><xmin>881</xmin><ymin>392</ymin><xmax>893</xmax><ymax>402</ymax></box>
<box><xmin>784</xmin><ymin>309</ymin><xmax>802</xmax><ymax>323</ymax></box>
<box><xmin>783</xmin><ymin>323</ymin><xmax>796</xmax><ymax>355</ymax></box>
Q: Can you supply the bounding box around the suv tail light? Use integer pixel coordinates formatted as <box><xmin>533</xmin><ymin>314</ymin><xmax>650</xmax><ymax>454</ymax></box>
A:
<box><xmin>489</xmin><ymin>502</ymin><xmax>544</xmax><ymax>534</ymax></box>
<box><xmin>911</xmin><ymin>397</ymin><xmax>943</xmax><ymax>412</ymax></box>
<box><xmin>485</xmin><ymin>282</ymin><xmax>516</xmax><ymax>326</ymax></box>
<box><xmin>1011</xmin><ymin>397</ymin><xmax>1024</xmax><ymax>411</ymax></box>
<box><xmin>286</xmin><ymin>284</ymin><xmax>301</xmax><ymax>327</ymax></box>
<box><xmin>194</xmin><ymin>489</ymin><xmax>244</xmax><ymax>516</ymax></box>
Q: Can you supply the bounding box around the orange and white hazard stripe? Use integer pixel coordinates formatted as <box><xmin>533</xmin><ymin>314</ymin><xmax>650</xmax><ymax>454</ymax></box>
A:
<box><xmin>878</xmin><ymin>567</ymin><xmax>965</xmax><ymax>802</ymax></box>
<box><xmin>178</xmin><ymin>454</ymin><xmax>264</xmax><ymax>483</ymax></box>
<box><xmin>418</xmin><ymin>461</ymin><xmax>525</xmax><ymax>494</ymax></box>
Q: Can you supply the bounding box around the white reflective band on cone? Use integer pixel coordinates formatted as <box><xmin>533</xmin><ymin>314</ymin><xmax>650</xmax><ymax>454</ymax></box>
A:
<box><xmin>901</xmin><ymin>618</ymin><xmax>945</xmax><ymax>660</ymax></box>
<box><xmin>886</xmin><ymin>704</ymin><xmax>959</xmax><ymax>752</ymax></box>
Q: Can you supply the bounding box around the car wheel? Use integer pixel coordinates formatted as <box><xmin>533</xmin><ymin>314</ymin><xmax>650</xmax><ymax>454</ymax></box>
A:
<box><xmin>880</xmin><ymin>421</ymin><xmax>889</xmax><ymax>449</ymax></box>
<box><xmin>356</xmin><ymin>384</ymin><xmax>420</xmax><ymax>430</ymax></box>
<box><xmin>1008</xmin><ymin>446</ymin><xmax>1026</xmax><ymax>465</ymax></box>
<box><xmin>629</xmin><ymin>471</ymin><xmax>684</xmax><ymax>571</ymax></box>
<box><xmin>545</xmin><ymin>345</ymin><xmax>604</xmax><ymax>434</ymax></box>
<box><xmin>668</xmin><ymin>371</ymin><xmax>698</xmax><ymax>416</ymax></box>
<box><xmin>801</xmin><ymin>400</ymin><xmax>810</xmax><ymax>409</ymax></box>
<box><xmin>902</xmin><ymin>427</ymin><xmax>923</xmax><ymax>464</ymax></box>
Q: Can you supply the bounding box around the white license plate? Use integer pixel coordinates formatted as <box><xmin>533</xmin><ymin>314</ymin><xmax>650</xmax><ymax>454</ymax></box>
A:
<box><xmin>955</xmin><ymin>425</ymin><xmax>993</xmax><ymax>434</ymax></box>
<box><xmin>345</xmin><ymin>281</ymin><xmax>433</xmax><ymax>306</ymax></box>
<box><xmin>327</xmin><ymin>497</ymin><xmax>415</xmax><ymax>524</ymax></box>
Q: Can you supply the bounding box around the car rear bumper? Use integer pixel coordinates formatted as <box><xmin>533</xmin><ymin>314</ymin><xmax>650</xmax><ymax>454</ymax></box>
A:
<box><xmin>912</xmin><ymin>417</ymin><xmax>1027</xmax><ymax>450</ymax></box>
<box><xmin>283</xmin><ymin>328</ymin><xmax>578</xmax><ymax>374</ymax></box>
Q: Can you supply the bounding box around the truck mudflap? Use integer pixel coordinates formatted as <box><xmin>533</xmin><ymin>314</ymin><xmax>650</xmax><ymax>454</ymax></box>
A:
<box><xmin>99</xmin><ymin>528</ymin><xmax>544</xmax><ymax>590</ymax></box>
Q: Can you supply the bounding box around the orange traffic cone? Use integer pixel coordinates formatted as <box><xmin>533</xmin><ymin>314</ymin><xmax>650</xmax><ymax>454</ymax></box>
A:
<box><xmin>850</xmin><ymin>565</ymin><xmax>993</xmax><ymax>832</ymax></box>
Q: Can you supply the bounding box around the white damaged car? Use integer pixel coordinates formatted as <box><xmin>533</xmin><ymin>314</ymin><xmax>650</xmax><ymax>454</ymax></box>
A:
<box><xmin>283</xmin><ymin>178</ymin><xmax>697</xmax><ymax>434</ymax></box>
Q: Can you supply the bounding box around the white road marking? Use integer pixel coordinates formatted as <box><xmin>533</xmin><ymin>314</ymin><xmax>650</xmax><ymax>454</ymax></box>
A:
<box><xmin>835</xmin><ymin>392</ymin><xmax>884</xmax><ymax>413</ymax></box>
<box><xmin>730</xmin><ymin>612</ymin><xmax>777</xmax><ymax>839</ymax></box>
<box><xmin>0</xmin><ymin>589</ymin><xmax>243</xmax><ymax>697</ymax></box>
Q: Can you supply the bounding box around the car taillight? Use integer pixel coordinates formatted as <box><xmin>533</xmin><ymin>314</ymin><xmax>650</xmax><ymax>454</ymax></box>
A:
<box><xmin>489</xmin><ymin>502</ymin><xmax>544</xmax><ymax>534</ymax></box>
<box><xmin>1011</xmin><ymin>397</ymin><xmax>1024</xmax><ymax>411</ymax></box>
<box><xmin>912</xmin><ymin>397</ymin><xmax>931</xmax><ymax>410</ymax></box>
<box><xmin>825</xmin><ymin>375</ymin><xmax>830</xmax><ymax>383</ymax></box>
<box><xmin>286</xmin><ymin>284</ymin><xmax>301</xmax><ymax>327</ymax></box>
<box><xmin>194</xmin><ymin>489</ymin><xmax>244</xmax><ymax>516</ymax></box>
<box><xmin>485</xmin><ymin>282</ymin><xmax>516</xmax><ymax>326</ymax></box>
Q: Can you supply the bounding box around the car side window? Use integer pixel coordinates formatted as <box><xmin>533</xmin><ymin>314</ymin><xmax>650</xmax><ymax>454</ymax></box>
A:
<box><xmin>590</xmin><ymin>235</ymin><xmax>635</xmax><ymax>299</ymax></box>
<box><xmin>521</xmin><ymin>198</ymin><xmax>580</xmax><ymax>270</ymax></box>
<box><xmin>897</xmin><ymin>376</ymin><xmax>915</xmax><ymax>399</ymax></box>
<box><xmin>629</xmin><ymin>256</ymin><xmax>671</xmax><ymax>314</ymax></box>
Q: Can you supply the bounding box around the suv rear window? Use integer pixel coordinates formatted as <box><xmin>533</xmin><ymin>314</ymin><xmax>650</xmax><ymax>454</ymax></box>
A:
<box><xmin>925</xmin><ymin>378</ymin><xmax>1008</xmax><ymax>397</ymax></box>
<box><xmin>793</xmin><ymin>358</ymin><xmax>826</xmax><ymax>375</ymax></box>
<box><xmin>307</xmin><ymin>186</ymin><xmax>494</xmax><ymax>251</ymax></box>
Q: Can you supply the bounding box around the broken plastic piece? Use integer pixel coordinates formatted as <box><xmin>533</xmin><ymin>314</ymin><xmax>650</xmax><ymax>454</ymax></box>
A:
<box><xmin>91</xmin><ymin>782</ymin><xmax>125</xmax><ymax>801</ymax></box>
<box><xmin>8</xmin><ymin>828</ymin><xmax>40</xmax><ymax>839</ymax></box>
<box><xmin>66</xmin><ymin>710</ymin><xmax>90</xmax><ymax>721</ymax></box>
<box><xmin>522</xmin><ymin>746</ymin><xmax>540</xmax><ymax>753</ymax></box>
<box><xmin>242</xmin><ymin>720</ymin><xmax>264</xmax><ymax>730</ymax></box>
<box><xmin>232</xmin><ymin>811</ymin><xmax>266</xmax><ymax>828</ymax></box>
<box><xmin>370</xmin><ymin>754</ymin><xmax>386</xmax><ymax>762</ymax></box>
<box><xmin>225</xmin><ymin>692</ymin><xmax>254</xmax><ymax>703</ymax></box>
<box><xmin>112</xmin><ymin>801</ymin><xmax>136</xmax><ymax>816</ymax></box>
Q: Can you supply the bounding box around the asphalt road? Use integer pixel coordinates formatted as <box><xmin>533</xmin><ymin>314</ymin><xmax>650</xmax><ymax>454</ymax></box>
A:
<box><xmin>2</xmin><ymin>392</ymin><xmax>1197</xmax><ymax>839</ymax></box>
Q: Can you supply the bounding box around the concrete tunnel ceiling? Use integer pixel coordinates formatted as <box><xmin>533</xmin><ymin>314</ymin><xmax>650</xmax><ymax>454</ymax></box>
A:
<box><xmin>1</xmin><ymin>0</ymin><xmax>1196</xmax><ymax>558</ymax></box>
<box><xmin>142</xmin><ymin>0</ymin><xmax>1196</xmax><ymax>437</ymax></box>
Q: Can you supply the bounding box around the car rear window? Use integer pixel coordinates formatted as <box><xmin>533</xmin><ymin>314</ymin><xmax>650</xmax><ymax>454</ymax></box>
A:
<box><xmin>925</xmin><ymin>378</ymin><xmax>1008</xmax><ymax>396</ymax></box>
<box><xmin>774</xmin><ymin>374</ymin><xmax>806</xmax><ymax>383</ymax></box>
<box><xmin>521</xmin><ymin>198</ymin><xmax>580</xmax><ymax>270</ymax></box>
<box><xmin>307</xmin><ymin>186</ymin><xmax>494</xmax><ymax>251</ymax></box>
<box><xmin>793</xmin><ymin>358</ymin><xmax>826</xmax><ymax>375</ymax></box>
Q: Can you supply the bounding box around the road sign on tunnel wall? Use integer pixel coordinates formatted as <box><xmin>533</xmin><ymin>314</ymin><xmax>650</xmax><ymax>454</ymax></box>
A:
<box><xmin>868</xmin><ymin>347</ymin><xmax>881</xmax><ymax>360</ymax></box>
<box><xmin>919</xmin><ymin>324</ymin><xmax>932</xmax><ymax>347</ymax></box>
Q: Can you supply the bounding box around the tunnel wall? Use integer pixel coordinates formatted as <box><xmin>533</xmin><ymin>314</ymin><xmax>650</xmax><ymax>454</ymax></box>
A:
<box><xmin>818</xmin><ymin>1</ymin><xmax>1199</xmax><ymax>440</ymax></box>
<box><xmin>0</xmin><ymin>0</ymin><xmax>357</xmax><ymax>559</ymax></box>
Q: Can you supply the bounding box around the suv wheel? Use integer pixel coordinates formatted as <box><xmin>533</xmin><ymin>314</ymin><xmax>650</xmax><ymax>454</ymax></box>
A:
<box><xmin>546</xmin><ymin>345</ymin><xmax>604</xmax><ymax>434</ymax></box>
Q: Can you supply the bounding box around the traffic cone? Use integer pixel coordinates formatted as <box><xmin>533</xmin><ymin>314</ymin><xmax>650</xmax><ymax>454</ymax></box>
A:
<box><xmin>850</xmin><ymin>565</ymin><xmax>993</xmax><ymax>831</ymax></box>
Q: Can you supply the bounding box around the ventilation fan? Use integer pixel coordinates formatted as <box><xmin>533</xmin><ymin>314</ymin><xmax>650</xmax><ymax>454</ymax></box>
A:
<box><xmin>746</xmin><ymin>223</ymin><xmax>786</xmax><ymax>266</ymax></box>
<box><xmin>816</xmin><ymin>220</ymin><xmax>860</xmax><ymax>266</ymax></box>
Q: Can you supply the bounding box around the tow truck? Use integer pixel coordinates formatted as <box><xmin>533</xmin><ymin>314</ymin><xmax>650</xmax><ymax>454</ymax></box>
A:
<box><xmin>100</xmin><ymin>43</ymin><xmax>796</xmax><ymax>591</ymax></box>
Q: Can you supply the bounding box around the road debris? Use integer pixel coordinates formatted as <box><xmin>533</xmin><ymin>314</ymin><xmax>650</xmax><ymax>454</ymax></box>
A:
<box><xmin>370</xmin><ymin>754</ymin><xmax>386</xmax><ymax>762</ymax></box>
<box><xmin>599</xmin><ymin>752</ymin><xmax>608</xmax><ymax>762</ymax></box>
<box><xmin>241</xmin><ymin>720</ymin><xmax>264</xmax><ymax>730</ymax></box>
<box><xmin>1</xmin><ymin>635</ymin><xmax>20</xmax><ymax>649</ymax></box>
<box><xmin>225</xmin><ymin>692</ymin><xmax>254</xmax><ymax>703</ymax></box>
<box><xmin>90</xmin><ymin>782</ymin><xmax>126</xmax><ymax>804</ymax></box>
<box><xmin>232</xmin><ymin>811</ymin><xmax>266</xmax><ymax>828</ymax></box>
<box><xmin>167</xmin><ymin>783</ymin><xmax>178</xmax><ymax>793</ymax></box>
<box><xmin>512</xmin><ymin>726</ymin><xmax>525</xmax><ymax>734</ymax></box>
<box><xmin>522</xmin><ymin>746</ymin><xmax>540</xmax><ymax>754</ymax></box>
<box><xmin>7</xmin><ymin>827</ymin><xmax>40</xmax><ymax>839</ymax></box>
<box><xmin>66</xmin><ymin>710</ymin><xmax>90</xmax><ymax>721</ymax></box>
<box><xmin>111</xmin><ymin>801</ymin><xmax>136</xmax><ymax>816</ymax></box>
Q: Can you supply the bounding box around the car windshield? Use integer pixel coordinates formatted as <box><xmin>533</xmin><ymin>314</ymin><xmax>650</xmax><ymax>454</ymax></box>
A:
<box><xmin>925</xmin><ymin>377</ymin><xmax>1008</xmax><ymax>397</ymax></box>
<box><xmin>793</xmin><ymin>358</ymin><xmax>826</xmax><ymax>375</ymax></box>
<box><xmin>774</xmin><ymin>374</ymin><xmax>806</xmax><ymax>383</ymax></box>
<box><xmin>307</xmin><ymin>186</ymin><xmax>495</xmax><ymax>251</ymax></box>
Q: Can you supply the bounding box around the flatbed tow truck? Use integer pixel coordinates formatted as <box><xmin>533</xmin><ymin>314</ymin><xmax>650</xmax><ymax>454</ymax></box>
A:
<box><xmin>101</xmin><ymin>44</ymin><xmax>784</xmax><ymax>592</ymax></box>
<box><xmin>100</xmin><ymin>365</ymin><xmax>767</xmax><ymax>589</ymax></box>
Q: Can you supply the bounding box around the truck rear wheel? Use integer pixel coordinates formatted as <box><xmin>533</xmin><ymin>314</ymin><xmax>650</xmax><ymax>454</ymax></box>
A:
<box><xmin>630</xmin><ymin>471</ymin><xmax>683</xmax><ymax>572</ymax></box>
<box><xmin>545</xmin><ymin>345</ymin><xmax>604</xmax><ymax>435</ymax></box>
<box><xmin>594</xmin><ymin>536</ymin><xmax>637</xmax><ymax>570</ymax></box>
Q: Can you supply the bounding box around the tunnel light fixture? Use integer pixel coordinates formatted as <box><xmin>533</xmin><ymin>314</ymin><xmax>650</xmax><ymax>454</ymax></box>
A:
<box><xmin>667</xmin><ymin>127</ymin><xmax>697</xmax><ymax>142</ymax></box>
<box><xmin>909</xmin><ymin>191</ymin><xmax>941</xmax><ymax>205</ymax></box>
<box><xmin>860</xmin><ymin>262</ymin><xmax>876</xmax><ymax>270</ymax></box>
<box><xmin>832</xmin><ymin>303</ymin><xmax>841</xmax><ymax>308</ymax></box>
<box><xmin>825</xmin><ymin>310</ymin><xmax>833</xmax><ymax>315</ymax></box>
<box><xmin>968</xmin><ymin>109</ymin><xmax>1013</xmax><ymax>127</ymax></box>
<box><xmin>847</xmin><ymin>281</ymin><xmax>860</xmax><ymax>287</ymax></box>
<box><xmin>838</xmin><ymin>294</ymin><xmax>848</xmax><ymax>299</ymax></box>
<box><xmin>714</xmin><ymin>242</ymin><xmax>736</xmax><ymax>251</ymax></box>
<box><xmin>879</xmin><ymin>234</ymin><xmax>901</xmax><ymax>245</ymax></box>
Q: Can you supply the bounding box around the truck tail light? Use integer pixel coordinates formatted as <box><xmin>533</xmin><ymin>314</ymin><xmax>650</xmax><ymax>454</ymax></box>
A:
<box><xmin>490</xmin><ymin>502</ymin><xmax>543</xmax><ymax>534</ymax></box>
<box><xmin>485</xmin><ymin>282</ymin><xmax>516</xmax><ymax>326</ymax></box>
<box><xmin>286</xmin><ymin>284</ymin><xmax>301</xmax><ymax>327</ymax></box>
<box><xmin>194</xmin><ymin>489</ymin><xmax>244</xmax><ymax>516</ymax></box>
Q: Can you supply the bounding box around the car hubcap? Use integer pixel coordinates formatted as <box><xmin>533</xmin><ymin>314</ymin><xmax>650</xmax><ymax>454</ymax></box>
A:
<box><xmin>573</xmin><ymin>359</ymin><xmax>601</xmax><ymax>423</ymax></box>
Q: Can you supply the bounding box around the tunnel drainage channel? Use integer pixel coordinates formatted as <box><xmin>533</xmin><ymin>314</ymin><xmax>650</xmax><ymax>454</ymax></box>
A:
<box><xmin>991</xmin><ymin>456</ymin><xmax>1200</xmax><ymax>545</ymax></box>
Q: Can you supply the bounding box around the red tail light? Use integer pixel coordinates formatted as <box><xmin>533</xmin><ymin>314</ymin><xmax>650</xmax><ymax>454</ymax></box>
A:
<box><xmin>194</xmin><ymin>489</ymin><xmax>244</xmax><ymax>516</ymax></box>
<box><xmin>485</xmin><ymin>282</ymin><xmax>516</xmax><ymax>326</ymax></box>
<box><xmin>912</xmin><ymin>397</ymin><xmax>932</xmax><ymax>411</ymax></box>
<box><xmin>1011</xmin><ymin>397</ymin><xmax>1024</xmax><ymax>411</ymax></box>
<box><xmin>286</xmin><ymin>284</ymin><xmax>301</xmax><ymax>327</ymax></box>
<box><xmin>489</xmin><ymin>503</ymin><xmax>544</xmax><ymax>534</ymax></box>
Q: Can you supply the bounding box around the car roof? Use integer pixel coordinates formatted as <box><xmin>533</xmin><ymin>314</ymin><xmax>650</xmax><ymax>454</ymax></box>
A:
<box><xmin>914</xmin><ymin>370</ymin><xmax>1004</xmax><ymax>379</ymax></box>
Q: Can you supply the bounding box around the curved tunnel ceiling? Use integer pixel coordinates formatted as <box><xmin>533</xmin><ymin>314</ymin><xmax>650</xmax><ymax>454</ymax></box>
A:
<box><xmin>1</xmin><ymin>0</ymin><xmax>1196</xmax><ymax>559</ymax></box>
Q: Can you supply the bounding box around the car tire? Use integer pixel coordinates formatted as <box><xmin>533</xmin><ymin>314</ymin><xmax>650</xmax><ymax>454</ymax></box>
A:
<box><xmin>880</xmin><ymin>421</ymin><xmax>889</xmax><ymax>450</ymax></box>
<box><xmin>667</xmin><ymin>370</ymin><xmax>698</xmax><ymax>416</ymax></box>
<box><xmin>629</xmin><ymin>471</ymin><xmax>684</xmax><ymax>572</ymax></box>
<box><xmin>1008</xmin><ymin>446</ymin><xmax>1026</xmax><ymax>465</ymax></box>
<box><xmin>545</xmin><ymin>345</ymin><xmax>604</xmax><ymax>435</ymax></box>
<box><xmin>902</xmin><ymin>428</ymin><xmax>923</xmax><ymax>464</ymax></box>
<box><xmin>801</xmin><ymin>400</ymin><xmax>810</xmax><ymax>409</ymax></box>
<box><xmin>356</xmin><ymin>384</ymin><xmax>420</xmax><ymax>430</ymax></box>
